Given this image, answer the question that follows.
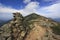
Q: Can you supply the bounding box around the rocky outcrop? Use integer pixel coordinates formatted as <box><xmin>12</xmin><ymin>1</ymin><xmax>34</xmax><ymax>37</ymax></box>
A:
<box><xmin>0</xmin><ymin>12</ymin><xmax>60</xmax><ymax>40</ymax></box>
<box><xmin>10</xmin><ymin>12</ymin><xmax>26</xmax><ymax>40</ymax></box>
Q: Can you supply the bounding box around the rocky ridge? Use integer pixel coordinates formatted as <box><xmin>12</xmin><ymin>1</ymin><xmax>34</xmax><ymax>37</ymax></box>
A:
<box><xmin>0</xmin><ymin>12</ymin><xmax>60</xmax><ymax>40</ymax></box>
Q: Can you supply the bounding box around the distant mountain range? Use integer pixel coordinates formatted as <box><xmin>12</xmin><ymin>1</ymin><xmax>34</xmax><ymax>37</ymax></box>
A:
<box><xmin>0</xmin><ymin>20</ymin><xmax>6</xmax><ymax>26</ymax></box>
<box><xmin>0</xmin><ymin>19</ymin><xmax>11</xmax><ymax>26</ymax></box>
<box><xmin>54</xmin><ymin>18</ymin><xmax>60</xmax><ymax>22</ymax></box>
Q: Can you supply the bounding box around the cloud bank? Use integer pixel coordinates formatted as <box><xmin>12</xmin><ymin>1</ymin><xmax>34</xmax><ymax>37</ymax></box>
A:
<box><xmin>0</xmin><ymin>0</ymin><xmax>60</xmax><ymax>20</ymax></box>
<box><xmin>36</xmin><ymin>3</ymin><xmax>60</xmax><ymax>18</ymax></box>
<box><xmin>0</xmin><ymin>3</ymin><xmax>18</xmax><ymax>13</ymax></box>
<box><xmin>19</xmin><ymin>2</ymin><xmax>40</xmax><ymax>16</ymax></box>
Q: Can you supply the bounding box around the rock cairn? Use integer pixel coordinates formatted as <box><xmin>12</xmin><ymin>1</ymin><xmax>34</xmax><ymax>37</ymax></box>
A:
<box><xmin>10</xmin><ymin>12</ymin><xmax>26</xmax><ymax>40</ymax></box>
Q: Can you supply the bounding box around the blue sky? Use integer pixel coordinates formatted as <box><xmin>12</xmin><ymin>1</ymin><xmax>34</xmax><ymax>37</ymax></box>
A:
<box><xmin>0</xmin><ymin>0</ymin><xmax>60</xmax><ymax>21</ymax></box>
<box><xmin>0</xmin><ymin>0</ymin><xmax>57</xmax><ymax>9</ymax></box>
<box><xmin>0</xmin><ymin>0</ymin><xmax>51</xmax><ymax>9</ymax></box>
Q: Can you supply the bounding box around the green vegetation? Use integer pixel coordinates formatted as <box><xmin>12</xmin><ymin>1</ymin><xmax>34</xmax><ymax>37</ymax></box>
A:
<box><xmin>24</xmin><ymin>13</ymin><xmax>41</xmax><ymax>21</ymax></box>
<box><xmin>51</xmin><ymin>25</ymin><xmax>60</xmax><ymax>35</ymax></box>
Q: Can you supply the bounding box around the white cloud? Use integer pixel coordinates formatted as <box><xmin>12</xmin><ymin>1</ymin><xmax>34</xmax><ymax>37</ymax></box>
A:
<box><xmin>0</xmin><ymin>2</ymin><xmax>39</xmax><ymax>15</ymax></box>
<box><xmin>20</xmin><ymin>2</ymin><xmax>60</xmax><ymax>18</ymax></box>
<box><xmin>19</xmin><ymin>2</ymin><xmax>40</xmax><ymax>16</ymax></box>
<box><xmin>23</xmin><ymin>0</ymin><xmax>31</xmax><ymax>3</ymax></box>
<box><xmin>36</xmin><ymin>3</ymin><xmax>60</xmax><ymax>18</ymax></box>
<box><xmin>0</xmin><ymin>3</ymin><xmax>19</xmax><ymax>20</ymax></box>
<box><xmin>25</xmin><ymin>2</ymin><xmax>39</xmax><ymax>9</ymax></box>
<box><xmin>0</xmin><ymin>2</ymin><xmax>40</xmax><ymax>20</ymax></box>
<box><xmin>0</xmin><ymin>3</ymin><xmax>18</xmax><ymax>13</ymax></box>
<box><xmin>0</xmin><ymin>2</ymin><xmax>60</xmax><ymax>19</ymax></box>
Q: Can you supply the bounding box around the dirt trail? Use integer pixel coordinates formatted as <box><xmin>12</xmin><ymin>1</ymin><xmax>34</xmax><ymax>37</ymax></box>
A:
<box><xmin>25</xmin><ymin>23</ymin><xmax>46</xmax><ymax>40</ymax></box>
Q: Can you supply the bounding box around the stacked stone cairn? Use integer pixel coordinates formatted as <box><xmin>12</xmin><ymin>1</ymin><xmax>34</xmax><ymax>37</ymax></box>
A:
<box><xmin>10</xmin><ymin>12</ymin><xmax>26</xmax><ymax>40</ymax></box>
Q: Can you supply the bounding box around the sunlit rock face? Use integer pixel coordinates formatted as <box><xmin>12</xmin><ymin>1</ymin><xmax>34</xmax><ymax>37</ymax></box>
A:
<box><xmin>0</xmin><ymin>12</ymin><xmax>60</xmax><ymax>40</ymax></box>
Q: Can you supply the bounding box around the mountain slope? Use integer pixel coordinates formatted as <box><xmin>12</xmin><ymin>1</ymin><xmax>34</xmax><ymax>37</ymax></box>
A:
<box><xmin>0</xmin><ymin>13</ymin><xmax>60</xmax><ymax>40</ymax></box>
<box><xmin>24</xmin><ymin>13</ymin><xmax>60</xmax><ymax>40</ymax></box>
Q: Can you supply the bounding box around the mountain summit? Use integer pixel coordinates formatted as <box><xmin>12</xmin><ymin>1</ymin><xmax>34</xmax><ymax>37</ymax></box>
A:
<box><xmin>0</xmin><ymin>12</ymin><xmax>60</xmax><ymax>40</ymax></box>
